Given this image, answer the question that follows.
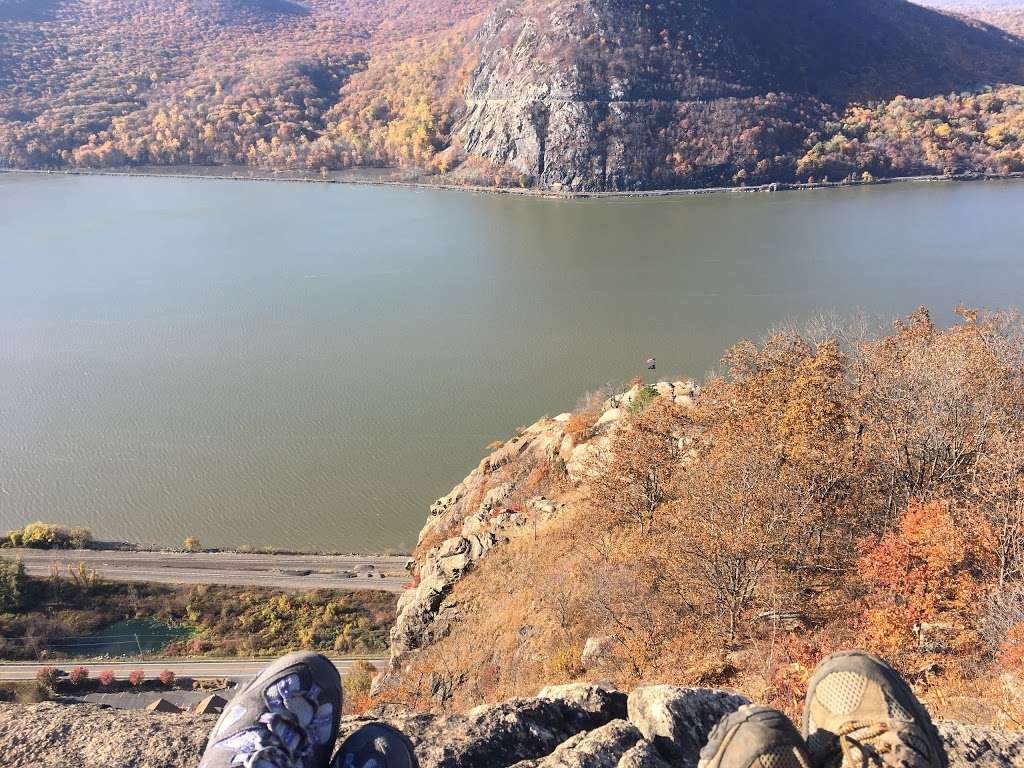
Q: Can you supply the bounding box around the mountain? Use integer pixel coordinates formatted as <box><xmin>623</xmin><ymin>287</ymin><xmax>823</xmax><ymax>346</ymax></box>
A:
<box><xmin>454</xmin><ymin>0</ymin><xmax>1024</xmax><ymax>190</ymax></box>
<box><xmin>2</xmin><ymin>0</ymin><xmax>1024</xmax><ymax>190</ymax></box>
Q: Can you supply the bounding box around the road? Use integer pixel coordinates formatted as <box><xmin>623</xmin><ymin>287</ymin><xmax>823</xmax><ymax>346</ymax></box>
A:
<box><xmin>0</xmin><ymin>657</ymin><xmax>387</xmax><ymax>681</ymax></box>
<box><xmin>0</xmin><ymin>548</ymin><xmax>411</xmax><ymax>592</ymax></box>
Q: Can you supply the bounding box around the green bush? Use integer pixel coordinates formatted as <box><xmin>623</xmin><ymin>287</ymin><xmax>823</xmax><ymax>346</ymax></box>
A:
<box><xmin>627</xmin><ymin>385</ymin><xmax>659</xmax><ymax>415</ymax></box>
<box><xmin>0</xmin><ymin>558</ymin><xmax>27</xmax><ymax>612</ymax></box>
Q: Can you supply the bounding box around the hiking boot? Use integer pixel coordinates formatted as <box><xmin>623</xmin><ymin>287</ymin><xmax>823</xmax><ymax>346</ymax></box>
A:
<box><xmin>199</xmin><ymin>651</ymin><xmax>342</xmax><ymax>768</ymax></box>
<box><xmin>331</xmin><ymin>723</ymin><xmax>419</xmax><ymax>768</ymax></box>
<box><xmin>803</xmin><ymin>650</ymin><xmax>947</xmax><ymax>768</ymax></box>
<box><xmin>699</xmin><ymin>705</ymin><xmax>813</xmax><ymax>768</ymax></box>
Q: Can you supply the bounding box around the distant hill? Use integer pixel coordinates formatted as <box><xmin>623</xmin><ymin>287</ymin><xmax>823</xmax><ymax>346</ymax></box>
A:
<box><xmin>2</xmin><ymin>0</ymin><xmax>1024</xmax><ymax>191</ymax></box>
<box><xmin>455</xmin><ymin>0</ymin><xmax>1024</xmax><ymax>189</ymax></box>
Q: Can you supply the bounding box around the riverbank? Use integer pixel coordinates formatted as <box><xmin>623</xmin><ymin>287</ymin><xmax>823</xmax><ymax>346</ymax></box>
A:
<box><xmin>0</xmin><ymin>523</ymin><xmax>410</xmax><ymax>558</ymax></box>
<box><xmin>4</xmin><ymin>165</ymin><xmax>1024</xmax><ymax>199</ymax></box>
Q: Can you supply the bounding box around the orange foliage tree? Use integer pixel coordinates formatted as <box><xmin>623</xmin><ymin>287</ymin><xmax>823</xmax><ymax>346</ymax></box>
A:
<box><xmin>857</xmin><ymin>499</ymin><xmax>996</xmax><ymax>661</ymax></box>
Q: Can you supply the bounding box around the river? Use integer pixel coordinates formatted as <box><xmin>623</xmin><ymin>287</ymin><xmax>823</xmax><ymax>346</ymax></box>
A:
<box><xmin>1</xmin><ymin>172</ymin><xmax>1022</xmax><ymax>551</ymax></box>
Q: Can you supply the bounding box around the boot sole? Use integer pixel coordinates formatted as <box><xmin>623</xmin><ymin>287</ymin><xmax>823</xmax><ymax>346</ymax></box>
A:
<box><xmin>803</xmin><ymin>650</ymin><xmax>947</xmax><ymax>768</ymax></box>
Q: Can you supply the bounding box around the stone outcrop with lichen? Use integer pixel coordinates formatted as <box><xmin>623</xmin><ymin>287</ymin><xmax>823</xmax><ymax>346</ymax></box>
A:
<box><xmin>3</xmin><ymin>684</ymin><xmax>1022</xmax><ymax>767</ymax></box>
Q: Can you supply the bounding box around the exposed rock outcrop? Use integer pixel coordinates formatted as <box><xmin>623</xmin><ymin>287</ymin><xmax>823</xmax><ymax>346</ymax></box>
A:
<box><xmin>3</xmin><ymin>685</ymin><xmax>1023</xmax><ymax>767</ymax></box>
<box><xmin>382</xmin><ymin>381</ymin><xmax>696</xmax><ymax>694</ymax></box>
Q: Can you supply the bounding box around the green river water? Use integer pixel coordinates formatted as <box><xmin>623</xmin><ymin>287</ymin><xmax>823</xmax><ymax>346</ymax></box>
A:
<box><xmin>1</xmin><ymin>173</ymin><xmax>1022</xmax><ymax>551</ymax></box>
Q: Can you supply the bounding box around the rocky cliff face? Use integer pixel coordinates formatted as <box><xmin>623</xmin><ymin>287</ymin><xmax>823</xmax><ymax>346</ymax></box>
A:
<box><xmin>381</xmin><ymin>379</ymin><xmax>697</xmax><ymax>699</ymax></box>
<box><xmin>452</xmin><ymin>0</ymin><xmax>1024</xmax><ymax>191</ymax></box>
<box><xmin>3</xmin><ymin>685</ymin><xmax>1022</xmax><ymax>767</ymax></box>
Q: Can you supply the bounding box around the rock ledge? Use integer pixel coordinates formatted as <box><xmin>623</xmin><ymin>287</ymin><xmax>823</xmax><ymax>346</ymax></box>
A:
<box><xmin>2</xmin><ymin>684</ymin><xmax>1022</xmax><ymax>768</ymax></box>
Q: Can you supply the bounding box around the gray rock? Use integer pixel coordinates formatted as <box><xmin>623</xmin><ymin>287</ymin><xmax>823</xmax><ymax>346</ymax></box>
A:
<box><xmin>616</xmin><ymin>739</ymin><xmax>675</xmax><ymax>768</ymax></box>
<box><xmin>367</xmin><ymin>695</ymin><xmax>625</xmax><ymax>768</ymax></box>
<box><xmin>537</xmin><ymin>684</ymin><xmax>628</xmax><ymax>721</ymax></box>
<box><xmin>937</xmin><ymin>720</ymin><xmax>1024</xmax><ymax>767</ymax></box>
<box><xmin>595</xmin><ymin>408</ymin><xmax>622</xmax><ymax>426</ymax></box>
<box><xmin>626</xmin><ymin>686</ymin><xmax>751</xmax><ymax>766</ymax></box>
<box><xmin>580</xmin><ymin>637</ymin><xmax>615</xmax><ymax>670</ymax></box>
<box><xmin>0</xmin><ymin>702</ymin><xmax>214</xmax><ymax>768</ymax></box>
<box><xmin>5</xmin><ymin>690</ymin><xmax>1024</xmax><ymax>768</ymax></box>
<box><xmin>515</xmin><ymin>720</ymin><xmax>644</xmax><ymax>768</ymax></box>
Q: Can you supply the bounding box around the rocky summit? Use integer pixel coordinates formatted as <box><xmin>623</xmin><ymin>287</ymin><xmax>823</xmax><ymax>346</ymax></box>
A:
<box><xmin>2</xmin><ymin>683</ymin><xmax>1022</xmax><ymax>767</ymax></box>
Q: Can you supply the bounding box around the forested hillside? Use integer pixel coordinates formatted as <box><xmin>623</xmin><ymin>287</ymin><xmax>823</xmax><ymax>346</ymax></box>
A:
<box><xmin>2</xmin><ymin>0</ymin><xmax>1024</xmax><ymax>190</ymax></box>
<box><xmin>378</xmin><ymin>308</ymin><xmax>1024</xmax><ymax>730</ymax></box>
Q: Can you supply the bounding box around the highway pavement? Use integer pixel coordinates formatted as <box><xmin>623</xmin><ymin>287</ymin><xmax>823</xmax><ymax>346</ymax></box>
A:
<box><xmin>0</xmin><ymin>548</ymin><xmax>411</xmax><ymax>592</ymax></box>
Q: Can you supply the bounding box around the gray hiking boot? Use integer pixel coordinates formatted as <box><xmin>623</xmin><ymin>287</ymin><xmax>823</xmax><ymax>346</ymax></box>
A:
<box><xmin>199</xmin><ymin>652</ymin><xmax>342</xmax><ymax>768</ymax></box>
<box><xmin>699</xmin><ymin>705</ymin><xmax>813</xmax><ymax>768</ymax></box>
<box><xmin>803</xmin><ymin>650</ymin><xmax>947</xmax><ymax>768</ymax></box>
<box><xmin>332</xmin><ymin>723</ymin><xmax>419</xmax><ymax>768</ymax></box>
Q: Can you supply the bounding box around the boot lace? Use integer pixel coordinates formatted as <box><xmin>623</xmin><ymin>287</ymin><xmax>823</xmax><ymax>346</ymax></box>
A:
<box><xmin>825</xmin><ymin>720</ymin><xmax>933</xmax><ymax>768</ymax></box>
<box><xmin>213</xmin><ymin>677</ymin><xmax>334</xmax><ymax>768</ymax></box>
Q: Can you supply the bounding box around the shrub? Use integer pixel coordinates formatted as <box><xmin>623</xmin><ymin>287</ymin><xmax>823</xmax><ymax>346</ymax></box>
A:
<box><xmin>15</xmin><ymin>522</ymin><xmax>90</xmax><ymax>549</ymax></box>
<box><xmin>0</xmin><ymin>557</ymin><xmax>27</xmax><ymax>613</ymax></box>
<box><xmin>35</xmin><ymin>665</ymin><xmax>60</xmax><ymax>691</ymax></box>
<box><xmin>68</xmin><ymin>527</ymin><xmax>92</xmax><ymax>549</ymax></box>
<box><xmin>343</xmin><ymin>660</ymin><xmax>379</xmax><ymax>714</ymax></box>
<box><xmin>68</xmin><ymin>666</ymin><xmax>89</xmax><ymax>685</ymax></box>
<box><xmin>857</xmin><ymin>499</ymin><xmax>996</xmax><ymax>659</ymax></box>
<box><xmin>159</xmin><ymin>669</ymin><xmax>175</xmax><ymax>686</ymax></box>
<box><xmin>564</xmin><ymin>413</ymin><xmax>595</xmax><ymax>444</ymax></box>
<box><xmin>546</xmin><ymin>644</ymin><xmax>585</xmax><ymax>680</ymax></box>
<box><xmin>98</xmin><ymin>670</ymin><xmax>115</xmax><ymax>686</ymax></box>
<box><xmin>13</xmin><ymin>682</ymin><xmax>50</xmax><ymax>703</ymax></box>
<box><xmin>627</xmin><ymin>385</ymin><xmax>659</xmax><ymax>415</ymax></box>
<box><xmin>128</xmin><ymin>669</ymin><xmax>145</xmax><ymax>686</ymax></box>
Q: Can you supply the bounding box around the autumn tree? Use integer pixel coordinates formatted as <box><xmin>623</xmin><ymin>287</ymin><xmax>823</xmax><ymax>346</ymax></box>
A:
<box><xmin>586</xmin><ymin>398</ymin><xmax>685</xmax><ymax>534</ymax></box>
<box><xmin>857</xmin><ymin>499</ymin><xmax>996</xmax><ymax>661</ymax></box>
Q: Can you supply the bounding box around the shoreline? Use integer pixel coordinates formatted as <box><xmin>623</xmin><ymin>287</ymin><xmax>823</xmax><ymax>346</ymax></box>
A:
<box><xmin>3</xmin><ymin>165</ymin><xmax>1024</xmax><ymax>199</ymax></box>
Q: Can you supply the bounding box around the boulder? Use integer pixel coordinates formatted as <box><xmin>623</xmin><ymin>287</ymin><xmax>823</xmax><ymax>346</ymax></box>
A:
<box><xmin>373</xmin><ymin>694</ymin><xmax>625</xmax><ymax>768</ymax></box>
<box><xmin>626</xmin><ymin>686</ymin><xmax>750</xmax><ymax>766</ymax></box>
<box><xmin>580</xmin><ymin>636</ymin><xmax>616</xmax><ymax>670</ymax></box>
<box><xmin>937</xmin><ymin>720</ymin><xmax>1024</xmax><ymax>767</ymax></box>
<box><xmin>615</xmin><ymin>739</ymin><xmax>674</xmax><ymax>768</ymax></box>
<box><xmin>537</xmin><ymin>684</ymin><xmax>628</xmax><ymax>721</ymax></box>
<box><xmin>511</xmin><ymin>720</ymin><xmax>645</xmax><ymax>768</ymax></box>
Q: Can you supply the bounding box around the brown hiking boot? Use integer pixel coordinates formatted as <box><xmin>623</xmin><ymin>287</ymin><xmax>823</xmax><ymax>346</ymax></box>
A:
<box><xmin>699</xmin><ymin>705</ymin><xmax>813</xmax><ymax>768</ymax></box>
<box><xmin>803</xmin><ymin>650</ymin><xmax>947</xmax><ymax>768</ymax></box>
